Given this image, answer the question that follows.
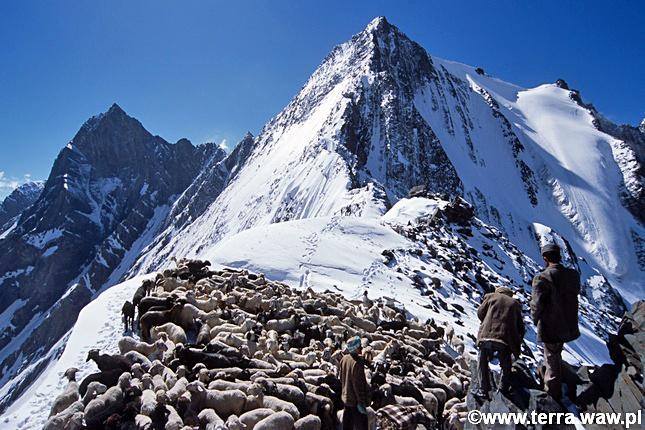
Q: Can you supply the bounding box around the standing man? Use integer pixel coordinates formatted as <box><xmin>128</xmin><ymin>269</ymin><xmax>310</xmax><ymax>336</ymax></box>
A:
<box><xmin>530</xmin><ymin>243</ymin><xmax>581</xmax><ymax>401</ymax></box>
<box><xmin>340</xmin><ymin>336</ymin><xmax>369</xmax><ymax>430</ymax></box>
<box><xmin>475</xmin><ymin>286</ymin><xmax>525</xmax><ymax>399</ymax></box>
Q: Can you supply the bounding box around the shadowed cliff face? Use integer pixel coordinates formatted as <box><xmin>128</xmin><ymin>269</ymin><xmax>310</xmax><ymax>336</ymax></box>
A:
<box><xmin>0</xmin><ymin>104</ymin><xmax>224</xmax><ymax>408</ymax></box>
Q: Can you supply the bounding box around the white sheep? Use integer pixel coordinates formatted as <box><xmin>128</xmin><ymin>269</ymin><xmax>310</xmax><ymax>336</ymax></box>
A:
<box><xmin>265</xmin><ymin>315</ymin><xmax>298</xmax><ymax>332</ymax></box>
<box><xmin>43</xmin><ymin>400</ymin><xmax>84</xmax><ymax>430</ymax></box>
<box><xmin>294</xmin><ymin>415</ymin><xmax>322</xmax><ymax>430</ymax></box>
<box><xmin>81</xmin><ymin>381</ymin><xmax>107</xmax><ymax>405</ymax></box>
<box><xmin>167</xmin><ymin>377</ymin><xmax>189</xmax><ymax>403</ymax></box>
<box><xmin>48</xmin><ymin>367</ymin><xmax>79</xmax><ymax>417</ymax></box>
<box><xmin>140</xmin><ymin>389</ymin><xmax>158</xmax><ymax>416</ymax></box>
<box><xmin>225</xmin><ymin>415</ymin><xmax>247</xmax><ymax>430</ymax></box>
<box><xmin>124</xmin><ymin>350</ymin><xmax>152</xmax><ymax>370</ymax></box>
<box><xmin>209</xmin><ymin>379</ymin><xmax>251</xmax><ymax>393</ymax></box>
<box><xmin>215</xmin><ymin>332</ymin><xmax>246</xmax><ymax>349</ymax></box>
<box><xmin>239</xmin><ymin>408</ymin><xmax>275</xmax><ymax>430</ymax></box>
<box><xmin>165</xmin><ymin>404</ymin><xmax>184</xmax><ymax>430</ymax></box>
<box><xmin>198</xmin><ymin>408</ymin><xmax>226</xmax><ymax>430</ymax></box>
<box><xmin>186</xmin><ymin>381</ymin><xmax>248</xmax><ymax>418</ymax></box>
<box><xmin>186</xmin><ymin>290</ymin><xmax>219</xmax><ymax>312</ymax></box>
<box><xmin>135</xmin><ymin>414</ymin><xmax>153</xmax><ymax>429</ymax></box>
<box><xmin>118</xmin><ymin>336</ymin><xmax>168</xmax><ymax>359</ymax></box>
<box><xmin>83</xmin><ymin>385</ymin><xmax>124</xmax><ymax>427</ymax></box>
<box><xmin>150</xmin><ymin>360</ymin><xmax>178</xmax><ymax>389</ymax></box>
<box><xmin>261</xmin><ymin>395</ymin><xmax>300</xmax><ymax>420</ymax></box>
<box><xmin>151</xmin><ymin>322</ymin><xmax>188</xmax><ymax>345</ymax></box>
<box><xmin>254</xmin><ymin>411</ymin><xmax>295</xmax><ymax>430</ymax></box>
<box><xmin>210</xmin><ymin>318</ymin><xmax>255</xmax><ymax>338</ymax></box>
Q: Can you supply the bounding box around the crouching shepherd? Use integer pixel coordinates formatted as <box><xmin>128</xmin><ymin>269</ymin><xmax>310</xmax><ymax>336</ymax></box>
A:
<box><xmin>531</xmin><ymin>243</ymin><xmax>580</xmax><ymax>401</ymax></box>
<box><xmin>475</xmin><ymin>286</ymin><xmax>525</xmax><ymax>399</ymax></box>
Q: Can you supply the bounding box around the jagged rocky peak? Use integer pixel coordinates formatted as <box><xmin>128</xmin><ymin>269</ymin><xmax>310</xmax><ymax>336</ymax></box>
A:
<box><xmin>0</xmin><ymin>103</ymin><xmax>222</xmax><ymax>410</ymax></box>
<box><xmin>0</xmin><ymin>180</ymin><xmax>45</xmax><ymax>231</ymax></box>
<box><xmin>640</xmin><ymin>117</ymin><xmax>645</xmax><ymax>133</ymax></box>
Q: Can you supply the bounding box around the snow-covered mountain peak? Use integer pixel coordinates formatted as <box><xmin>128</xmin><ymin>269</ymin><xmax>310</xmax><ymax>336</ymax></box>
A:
<box><xmin>365</xmin><ymin>15</ymin><xmax>389</xmax><ymax>31</ymax></box>
<box><xmin>129</xmin><ymin>18</ymin><xmax>645</xmax><ymax>300</ymax></box>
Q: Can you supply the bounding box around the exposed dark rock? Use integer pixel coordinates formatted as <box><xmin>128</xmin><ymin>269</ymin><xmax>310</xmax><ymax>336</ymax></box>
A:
<box><xmin>555</xmin><ymin>79</ymin><xmax>569</xmax><ymax>90</ymax></box>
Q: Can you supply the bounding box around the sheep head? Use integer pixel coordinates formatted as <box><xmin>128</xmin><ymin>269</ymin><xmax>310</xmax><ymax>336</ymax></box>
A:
<box><xmin>155</xmin><ymin>389</ymin><xmax>168</xmax><ymax>405</ymax></box>
<box><xmin>154</xmin><ymin>339</ymin><xmax>169</xmax><ymax>352</ymax></box>
<box><xmin>226</xmin><ymin>415</ymin><xmax>246</xmax><ymax>430</ymax></box>
<box><xmin>118</xmin><ymin>372</ymin><xmax>132</xmax><ymax>390</ymax></box>
<box><xmin>86</xmin><ymin>349</ymin><xmax>100</xmax><ymax>362</ymax></box>
<box><xmin>186</xmin><ymin>381</ymin><xmax>206</xmax><ymax>395</ymax></box>
<box><xmin>198</xmin><ymin>369</ymin><xmax>210</xmax><ymax>383</ymax></box>
<box><xmin>149</xmin><ymin>360</ymin><xmax>164</xmax><ymax>376</ymax></box>
<box><xmin>63</xmin><ymin>367</ymin><xmax>79</xmax><ymax>381</ymax></box>
<box><xmin>131</xmin><ymin>363</ymin><xmax>144</xmax><ymax>379</ymax></box>
<box><xmin>192</xmin><ymin>362</ymin><xmax>207</xmax><ymax>374</ymax></box>
<box><xmin>247</xmin><ymin>382</ymin><xmax>264</xmax><ymax>398</ymax></box>
<box><xmin>176</xmin><ymin>365</ymin><xmax>188</xmax><ymax>378</ymax></box>
<box><xmin>141</xmin><ymin>374</ymin><xmax>153</xmax><ymax>390</ymax></box>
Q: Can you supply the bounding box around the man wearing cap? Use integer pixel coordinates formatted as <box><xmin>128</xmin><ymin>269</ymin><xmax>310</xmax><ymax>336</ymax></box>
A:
<box><xmin>531</xmin><ymin>243</ymin><xmax>581</xmax><ymax>401</ymax></box>
<box><xmin>340</xmin><ymin>336</ymin><xmax>369</xmax><ymax>430</ymax></box>
<box><xmin>475</xmin><ymin>286</ymin><xmax>525</xmax><ymax>399</ymax></box>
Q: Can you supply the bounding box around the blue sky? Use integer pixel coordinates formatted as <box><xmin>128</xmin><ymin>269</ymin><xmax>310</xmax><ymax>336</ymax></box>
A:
<box><xmin>1</xmin><ymin>0</ymin><xmax>643</xmax><ymax>198</ymax></box>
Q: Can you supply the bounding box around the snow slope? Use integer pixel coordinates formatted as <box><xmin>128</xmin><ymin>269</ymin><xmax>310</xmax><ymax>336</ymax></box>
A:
<box><xmin>435</xmin><ymin>59</ymin><xmax>645</xmax><ymax>301</ymax></box>
<box><xmin>1</xmin><ymin>275</ymin><xmax>154</xmax><ymax>429</ymax></box>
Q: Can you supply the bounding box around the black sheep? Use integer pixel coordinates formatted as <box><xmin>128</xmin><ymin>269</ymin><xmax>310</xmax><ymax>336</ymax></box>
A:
<box><xmin>137</xmin><ymin>296</ymin><xmax>175</xmax><ymax>321</ymax></box>
<box><xmin>104</xmin><ymin>413</ymin><xmax>121</xmax><ymax>430</ymax></box>
<box><xmin>391</xmin><ymin>379</ymin><xmax>425</xmax><ymax>404</ymax></box>
<box><xmin>139</xmin><ymin>305</ymin><xmax>183</xmax><ymax>341</ymax></box>
<box><xmin>378</xmin><ymin>319</ymin><xmax>407</xmax><ymax>332</ymax></box>
<box><xmin>132</xmin><ymin>279</ymin><xmax>154</xmax><ymax>307</ymax></box>
<box><xmin>205</xmin><ymin>343</ymin><xmax>245</xmax><ymax>362</ymax></box>
<box><xmin>149</xmin><ymin>395</ymin><xmax>170</xmax><ymax>430</ymax></box>
<box><xmin>121</xmin><ymin>301</ymin><xmax>135</xmax><ymax>332</ymax></box>
<box><xmin>319</xmin><ymin>374</ymin><xmax>342</xmax><ymax>409</ymax></box>
<box><xmin>175</xmin><ymin>344</ymin><xmax>249</xmax><ymax>369</ymax></box>
<box><xmin>79</xmin><ymin>369</ymin><xmax>123</xmax><ymax>396</ymax></box>
<box><xmin>144</xmin><ymin>278</ymin><xmax>155</xmax><ymax>295</ymax></box>
<box><xmin>86</xmin><ymin>349</ymin><xmax>131</xmax><ymax>373</ymax></box>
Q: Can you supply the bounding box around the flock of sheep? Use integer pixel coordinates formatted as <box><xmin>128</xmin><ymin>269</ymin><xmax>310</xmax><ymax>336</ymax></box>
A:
<box><xmin>43</xmin><ymin>258</ymin><xmax>474</xmax><ymax>430</ymax></box>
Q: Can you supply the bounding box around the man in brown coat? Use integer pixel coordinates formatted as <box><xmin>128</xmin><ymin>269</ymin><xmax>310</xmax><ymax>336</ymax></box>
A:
<box><xmin>475</xmin><ymin>286</ymin><xmax>525</xmax><ymax>398</ymax></box>
<box><xmin>531</xmin><ymin>243</ymin><xmax>580</xmax><ymax>400</ymax></box>
<box><xmin>340</xmin><ymin>336</ymin><xmax>369</xmax><ymax>430</ymax></box>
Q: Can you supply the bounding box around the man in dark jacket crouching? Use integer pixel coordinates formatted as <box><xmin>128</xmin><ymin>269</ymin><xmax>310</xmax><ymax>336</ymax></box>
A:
<box><xmin>531</xmin><ymin>243</ymin><xmax>580</xmax><ymax>400</ymax></box>
<box><xmin>475</xmin><ymin>286</ymin><xmax>525</xmax><ymax>398</ymax></box>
